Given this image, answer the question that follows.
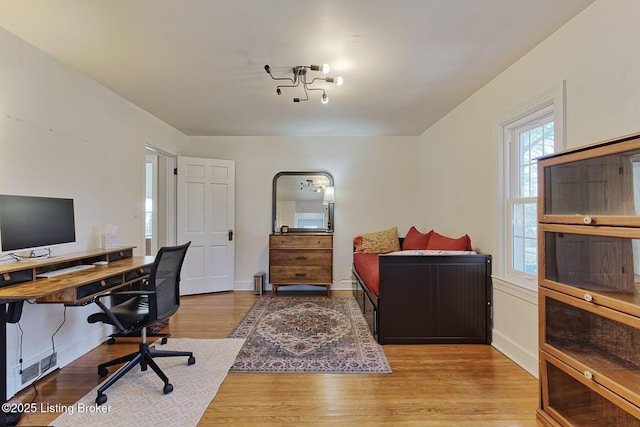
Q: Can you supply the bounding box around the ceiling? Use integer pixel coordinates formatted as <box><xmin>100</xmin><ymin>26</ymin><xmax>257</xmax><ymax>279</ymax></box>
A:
<box><xmin>0</xmin><ymin>0</ymin><xmax>594</xmax><ymax>137</ymax></box>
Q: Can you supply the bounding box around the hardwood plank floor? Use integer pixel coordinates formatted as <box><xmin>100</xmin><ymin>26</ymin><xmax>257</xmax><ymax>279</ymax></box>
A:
<box><xmin>11</xmin><ymin>291</ymin><xmax>542</xmax><ymax>426</ymax></box>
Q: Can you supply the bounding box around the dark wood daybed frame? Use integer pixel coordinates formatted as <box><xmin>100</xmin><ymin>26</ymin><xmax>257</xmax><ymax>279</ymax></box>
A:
<box><xmin>352</xmin><ymin>239</ymin><xmax>492</xmax><ymax>345</ymax></box>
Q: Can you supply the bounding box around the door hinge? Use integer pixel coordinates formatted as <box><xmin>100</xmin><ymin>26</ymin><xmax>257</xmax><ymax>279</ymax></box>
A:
<box><xmin>173</xmin><ymin>168</ymin><xmax>178</xmax><ymax>175</ymax></box>
<box><xmin>228</xmin><ymin>229</ymin><xmax>234</xmax><ymax>241</ymax></box>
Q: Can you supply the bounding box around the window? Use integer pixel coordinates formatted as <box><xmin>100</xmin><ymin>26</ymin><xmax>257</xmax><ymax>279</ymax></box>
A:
<box><xmin>500</xmin><ymin>83</ymin><xmax>565</xmax><ymax>286</ymax></box>
<box><xmin>509</xmin><ymin>116</ymin><xmax>554</xmax><ymax>276</ymax></box>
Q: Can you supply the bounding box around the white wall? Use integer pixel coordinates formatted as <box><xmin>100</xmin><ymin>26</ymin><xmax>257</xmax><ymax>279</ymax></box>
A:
<box><xmin>0</xmin><ymin>27</ymin><xmax>186</xmax><ymax>398</ymax></box>
<box><xmin>416</xmin><ymin>0</ymin><xmax>640</xmax><ymax>375</ymax></box>
<box><xmin>184</xmin><ymin>136</ymin><xmax>420</xmax><ymax>290</ymax></box>
<box><xmin>3</xmin><ymin>0</ymin><xmax>636</xmax><ymax>397</ymax></box>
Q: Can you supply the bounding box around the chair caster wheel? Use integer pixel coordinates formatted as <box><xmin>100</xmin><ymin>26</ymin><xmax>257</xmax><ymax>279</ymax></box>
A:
<box><xmin>96</xmin><ymin>394</ymin><xmax>108</xmax><ymax>405</ymax></box>
<box><xmin>163</xmin><ymin>383</ymin><xmax>174</xmax><ymax>394</ymax></box>
<box><xmin>161</xmin><ymin>337</ymin><xmax>168</xmax><ymax>345</ymax></box>
<box><xmin>188</xmin><ymin>356</ymin><xmax>196</xmax><ymax>365</ymax></box>
<box><xmin>98</xmin><ymin>367</ymin><xmax>108</xmax><ymax>377</ymax></box>
<box><xmin>107</xmin><ymin>337</ymin><xmax>116</xmax><ymax>345</ymax></box>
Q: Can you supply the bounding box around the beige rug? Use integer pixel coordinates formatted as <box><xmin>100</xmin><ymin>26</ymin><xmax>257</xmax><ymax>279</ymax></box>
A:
<box><xmin>52</xmin><ymin>338</ymin><xmax>244</xmax><ymax>427</ymax></box>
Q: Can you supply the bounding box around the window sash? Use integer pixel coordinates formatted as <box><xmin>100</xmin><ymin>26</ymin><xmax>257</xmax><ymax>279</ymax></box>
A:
<box><xmin>508</xmin><ymin>197</ymin><xmax>537</xmax><ymax>276</ymax></box>
<box><xmin>506</xmin><ymin>113</ymin><xmax>554</xmax><ymax>280</ymax></box>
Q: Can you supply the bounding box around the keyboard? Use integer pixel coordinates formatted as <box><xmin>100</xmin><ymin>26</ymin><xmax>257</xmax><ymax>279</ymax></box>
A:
<box><xmin>36</xmin><ymin>264</ymin><xmax>95</xmax><ymax>278</ymax></box>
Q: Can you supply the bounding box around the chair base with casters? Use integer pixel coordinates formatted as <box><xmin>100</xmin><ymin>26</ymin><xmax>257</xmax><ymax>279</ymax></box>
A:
<box><xmin>95</xmin><ymin>327</ymin><xmax>195</xmax><ymax>405</ymax></box>
<box><xmin>87</xmin><ymin>242</ymin><xmax>194</xmax><ymax>406</ymax></box>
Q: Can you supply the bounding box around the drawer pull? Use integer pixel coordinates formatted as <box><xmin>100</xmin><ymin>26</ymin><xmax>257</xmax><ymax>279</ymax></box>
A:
<box><xmin>583</xmin><ymin>370</ymin><xmax>593</xmax><ymax>380</ymax></box>
<box><xmin>295</xmin><ymin>273</ymin><xmax>307</xmax><ymax>277</ymax></box>
<box><xmin>295</xmin><ymin>256</ymin><xmax>308</xmax><ymax>260</ymax></box>
<box><xmin>583</xmin><ymin>216</ymin><xmax>593</xmax><ymax>225</ymax></box>
<box><xmin>584</xmin><ymin>293</ymin><xmax>593</xmax><ymax>302</ymax></box>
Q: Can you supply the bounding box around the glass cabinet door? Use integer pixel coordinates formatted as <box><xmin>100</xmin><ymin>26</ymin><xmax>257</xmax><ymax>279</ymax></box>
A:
<box><xmin>540</xmin><ymin>288</ymin><xmax>640</xmax><ymax>407</ymax></box>
<box><xmin>541</xmin><ymin>354</ymin><xmax>640</xmax><ymax>426</ymax></box>
<box><xmin>540</xmin><ymin>225</ymin><xmax>640</xmax><ymax>316</ymax></box>
<box><xmin>539</xmin><ymin>139</ymin><xmax>640</xmax><ymax>226</ymax></box>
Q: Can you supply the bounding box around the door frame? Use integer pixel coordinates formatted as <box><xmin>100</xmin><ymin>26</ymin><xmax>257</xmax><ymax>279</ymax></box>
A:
<box><xmin>144</xmin><ymin>145</ymin><xmax>177</xmax><ymax>254</ymax></box>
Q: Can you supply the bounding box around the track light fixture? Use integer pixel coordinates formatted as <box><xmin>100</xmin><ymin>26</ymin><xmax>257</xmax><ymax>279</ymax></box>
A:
<box><xmin>264</xmin><ymin>64</ymin><xmax>343</xmax><ymax>104</ymax></box>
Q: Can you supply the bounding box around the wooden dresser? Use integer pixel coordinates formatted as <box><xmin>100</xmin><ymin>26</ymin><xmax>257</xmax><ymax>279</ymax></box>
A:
<box><xmin>536</xmin><ymin>132</ymin><xmax>640</xmax><ymax>426</ymax></box>
<box><xmin>269</xmin><ymin>233</ymin><xmax>333</xmax><ymax>296</ymax></box>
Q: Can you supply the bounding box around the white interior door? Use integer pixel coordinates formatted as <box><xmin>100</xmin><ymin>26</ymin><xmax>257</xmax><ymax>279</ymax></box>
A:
<box><xmin>177</xmin><ymin>156</ymin><xmax>235</xmax><ymax>295</ymax></box>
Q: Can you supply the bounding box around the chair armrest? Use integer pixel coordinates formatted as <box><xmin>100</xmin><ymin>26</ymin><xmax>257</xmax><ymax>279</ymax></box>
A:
<box><xmin>90</xmin><ymin>290</ymin><xmax>155</xmax><ymax>333</ymax></box>
<box><xmin>111</xmin><ymin>290</ymin><xmax>155</xmax><ymax>296</ymax></box>
<box><xmin>92</xmin><ymin>289</ymin><xmax>154</xmax><ymax>302</ymax></box>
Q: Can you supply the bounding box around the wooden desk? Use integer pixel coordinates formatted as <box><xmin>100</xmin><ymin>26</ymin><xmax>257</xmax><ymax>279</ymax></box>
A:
<box><xmin>0</xmin><ymin>247</ymin><xmax>154</xmax><ymax>426</ymax></box>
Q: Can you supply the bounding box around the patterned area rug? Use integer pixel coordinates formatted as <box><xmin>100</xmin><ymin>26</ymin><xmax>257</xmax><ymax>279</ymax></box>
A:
<box><xmin>52</xmin><ymin>338</ymin><xmax>244</xmax><ymax>427</ymax></box>
<box><xmin>228</xmin><ymin>296</ymin><xmax>391</xmax><ymax>373</ymax></box>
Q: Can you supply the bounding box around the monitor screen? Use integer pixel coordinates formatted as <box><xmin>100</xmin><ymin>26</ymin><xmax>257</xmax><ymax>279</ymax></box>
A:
<box><xmin>0</xmin><ymin>195</ymin><xmax>76</xmax><ymax>252</ymax></box>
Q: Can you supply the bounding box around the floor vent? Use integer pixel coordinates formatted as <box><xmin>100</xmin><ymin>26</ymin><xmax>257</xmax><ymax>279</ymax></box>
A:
<box><xmin>20</xmin><ymin>362</ymin><xmax>39</xmax><ymax>385</ymax></box>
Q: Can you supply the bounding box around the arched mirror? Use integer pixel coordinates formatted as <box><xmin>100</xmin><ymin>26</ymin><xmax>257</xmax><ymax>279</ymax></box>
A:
<box><xmin>272</xmin><ymin>171</ymin><xmax>334</xmax><ymax>233</ymax></box>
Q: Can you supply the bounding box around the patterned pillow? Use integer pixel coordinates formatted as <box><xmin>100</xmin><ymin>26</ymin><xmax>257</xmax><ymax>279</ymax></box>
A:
<box><xmin>359</xmin><ymin>227</ymin><xmax>400</xmax><ymax>254</ymax></box>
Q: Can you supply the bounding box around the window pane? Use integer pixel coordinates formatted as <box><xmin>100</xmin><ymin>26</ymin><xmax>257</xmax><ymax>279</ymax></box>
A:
<box><xmin>530</xmin><ymin>164</ymin><xmax>539</xmax><ymax>196</ymax></box>
<box><xmin>512</xmin><ymin>203</ymin><xmax>524</xmax><ymax>237</ymax></box>
<box><xmin>520</xmin><ymin>165</ymin><xmax>530</xmax><ymax>197</ymax></box>
<box><xmin>524</xmin><ymin>237</ymin><xmax>537</xmax><ymax>274</ymax></box>
<box><xmin>543</xmin><ymin>122</ymin><xmax>555</xmax><ymax>155</ymax></box>
<box><xmin>519</xmin><ymin>132</ymin><xmax>530</xmax><ymax>165</ymax></box>
<box><xmin>513</xmin><ymin>237</ymin><xmax>524</xmax><ymax>271</ymax></box>
<box><xmin>530</xmin><ymin>126</ymin><xmax>543</xmax><ymax>159</ymax></box>
<box><xmin>524</xmin><ymin>203</ymin><xmax>537</xmax><ymax>238</ymax></box>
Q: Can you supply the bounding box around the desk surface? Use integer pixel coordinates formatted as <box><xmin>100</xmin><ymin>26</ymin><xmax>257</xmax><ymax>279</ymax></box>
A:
<box><xmin>0</xmin><ymin>256</ymin><xmax>155</xmax><ymax>301</ymax></box>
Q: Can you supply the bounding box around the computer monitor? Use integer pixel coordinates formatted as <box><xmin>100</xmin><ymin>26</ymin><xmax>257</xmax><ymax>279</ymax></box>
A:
<box><xmin>0</xmin><ymin>194</ymin><xmax>76</xmax><ymax>253</ymax></box>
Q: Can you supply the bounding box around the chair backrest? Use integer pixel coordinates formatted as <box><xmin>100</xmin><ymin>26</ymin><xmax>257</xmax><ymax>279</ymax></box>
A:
<box><xmin>147</xmin><ymin>241</ymin><xmax>191</xmax><ymax>321</ymax></box>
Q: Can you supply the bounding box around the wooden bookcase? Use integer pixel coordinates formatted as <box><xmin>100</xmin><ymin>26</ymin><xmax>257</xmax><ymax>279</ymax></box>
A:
<box><xmin>536</xmin><ymin>132</ymin><xmax>640</xmax><ymax>426</ymax></box>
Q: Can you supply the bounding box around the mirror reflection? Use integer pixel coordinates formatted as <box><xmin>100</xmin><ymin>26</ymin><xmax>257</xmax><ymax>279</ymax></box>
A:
<box><xmin>273</xmin><ymin>171</ymin><xmax>334</xmax><ymax>233</ymax></box>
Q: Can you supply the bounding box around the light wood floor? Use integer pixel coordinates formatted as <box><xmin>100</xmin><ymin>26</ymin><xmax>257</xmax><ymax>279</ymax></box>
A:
<box><xmin>12</xmin><ymin>290</ymin><xmax>543</xmax><ymax>426</ymax></box>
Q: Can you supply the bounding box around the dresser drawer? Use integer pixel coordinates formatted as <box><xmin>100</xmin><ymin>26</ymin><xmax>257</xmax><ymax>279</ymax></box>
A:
<box><xmin>270</xmin><ymin>266</ymin><xmax>332</xmax><ymax>284</ymax></box>
<box><xmin>270</xmin><ymin>234</ymin><xmax>332</xmax><ymax>249</ymax></box>
<box><xmin>270</xmin><ymin>249</ymin><xmax>332</xmax><ymax>266</ymax></box>
<box><xmin>107</xmin><ymin>249</ymin><xmax>133</xmax><ymax>262</ymax></box>
<box><xmin>76</xmin><ymin>275</ymin><xmax>124</xmax><ymax>300</ymax></box>
<box><xmin>0</xmin><ymin>269</ymin><xmax>34</xmax><ymax>288</ymax></box>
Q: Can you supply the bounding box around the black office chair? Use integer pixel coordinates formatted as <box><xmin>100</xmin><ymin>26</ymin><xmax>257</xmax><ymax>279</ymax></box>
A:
<box><xmin>88</xmin><ymin>241</ymin><xmax>195</xmax><ymax>405</ymax></box>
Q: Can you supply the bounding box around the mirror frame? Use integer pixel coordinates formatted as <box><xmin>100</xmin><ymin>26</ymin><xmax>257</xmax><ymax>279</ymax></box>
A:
<box><xmin>272</xmin><ymin>171</ymin><xmax>334</xmax><ymax>233</ymax></box>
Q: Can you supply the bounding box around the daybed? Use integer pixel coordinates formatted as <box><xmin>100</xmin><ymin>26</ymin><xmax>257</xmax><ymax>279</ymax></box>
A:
<box><xmin>352</xmin><ymin>227</ymin><xmax>492</xmax><ymax>345</ymax></box>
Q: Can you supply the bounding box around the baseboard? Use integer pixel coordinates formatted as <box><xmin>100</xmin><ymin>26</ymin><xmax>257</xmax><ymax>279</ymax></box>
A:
<box><xmin>492</xmin><ymin>330</ymin><xmax>538</xmax><ymax>378</ymax></box>
<box><xmin>234</xmin><ymin>279</ymin><xmax>353</xmax><ymax>292</ymax></box>
<box><xmin>7</xmin><ymin>327</ymin><xmax>105</xmax><ymax>399</ymax></box>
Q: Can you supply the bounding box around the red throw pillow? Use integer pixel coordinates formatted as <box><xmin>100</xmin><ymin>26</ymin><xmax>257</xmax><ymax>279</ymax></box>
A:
<box><xmin>353</xmin><ymin>235</ymin><xmax>363</xmax><ymax>252</ymax></box>
<box><xmin>426</xmin><ymin>231</ymin><xmax>472</xmax><ymax>251</ymax></box>
<box><xmin>402</xmin><ymin>226</ymin><xmax>433</xmax><ymax>250</ymax></box>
